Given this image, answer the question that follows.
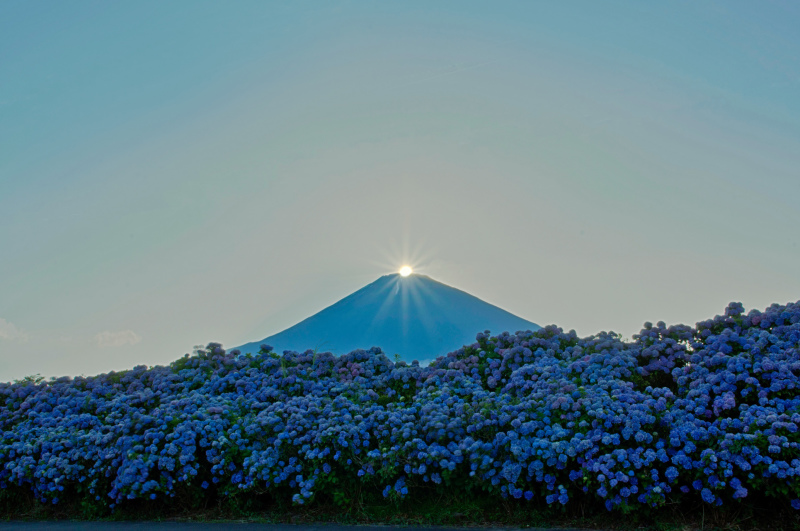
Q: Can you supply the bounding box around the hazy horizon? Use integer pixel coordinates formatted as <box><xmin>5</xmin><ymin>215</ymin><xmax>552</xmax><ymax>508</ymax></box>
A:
<box><xmin>2</xmin><ymin>1</ymin><xmax>799</xmax><ymax>381</ymax></box>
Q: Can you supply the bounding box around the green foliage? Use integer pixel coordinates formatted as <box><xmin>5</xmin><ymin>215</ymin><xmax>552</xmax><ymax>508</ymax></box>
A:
<box><xmin>12</xmin><ymin>374</ymin><xmax>45</xmax><ymax>385</ymax></box>
<box><xmin>2</xmin><ymin>484</ymin><xmax>797</xmax><ymax>530</ymax></box>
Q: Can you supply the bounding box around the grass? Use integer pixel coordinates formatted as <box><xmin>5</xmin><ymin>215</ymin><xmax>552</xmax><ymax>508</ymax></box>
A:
<box><xmin>3</xmin><ymin>487</ymin><xmax>800</xmax><ymax>530</ymax></box>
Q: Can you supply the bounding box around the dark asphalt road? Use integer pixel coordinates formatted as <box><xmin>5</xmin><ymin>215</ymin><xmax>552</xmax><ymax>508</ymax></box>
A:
<box><xmin>0</xmin><ymin>524</ymin><xmax>581</xmax><ymax>531</ymax></box>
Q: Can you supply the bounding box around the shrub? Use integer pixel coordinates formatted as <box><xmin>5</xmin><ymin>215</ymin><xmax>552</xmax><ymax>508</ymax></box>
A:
<box><xmin>1</xmin><ymin>301</ymin><xmax>799</xmax><ymax>519</ymax></box>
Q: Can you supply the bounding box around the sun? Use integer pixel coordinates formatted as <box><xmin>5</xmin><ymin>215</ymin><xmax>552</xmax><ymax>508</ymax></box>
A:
<box><xmin>399</xmin><ymin>265</ymin><xmax>413</xmax><ymax>277</ymax></box>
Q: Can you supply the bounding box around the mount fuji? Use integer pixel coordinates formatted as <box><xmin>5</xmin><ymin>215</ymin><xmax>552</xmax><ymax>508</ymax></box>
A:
<box><xmin>235</xmin><ymin>273</ymin><xmax>540</xmax><ymax>363</ymax></box>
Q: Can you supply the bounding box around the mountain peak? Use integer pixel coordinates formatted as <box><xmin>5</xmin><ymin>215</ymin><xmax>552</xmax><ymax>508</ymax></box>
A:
<box><xmin>236</xmin><ymin>274</ymin><xmax>539</xmax><ymax>362</ymax></box>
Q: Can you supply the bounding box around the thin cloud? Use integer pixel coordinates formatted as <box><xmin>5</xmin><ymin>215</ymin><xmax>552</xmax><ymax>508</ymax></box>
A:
<box><xmin>94</xmin><ymin>330</ymin><xmax>141</xmax><ymax>348</ymax></box>
<box><xmin>0</xmin><ymin>318</ymin><xmax>28</xmax><ymax>343</ymax></box>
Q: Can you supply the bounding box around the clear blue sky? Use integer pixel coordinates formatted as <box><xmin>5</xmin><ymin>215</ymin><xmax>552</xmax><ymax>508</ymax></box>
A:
<box><xmin>2</xmin><ymin>1</ymin><xmax>799</xmax><ymax>380</ymax></box>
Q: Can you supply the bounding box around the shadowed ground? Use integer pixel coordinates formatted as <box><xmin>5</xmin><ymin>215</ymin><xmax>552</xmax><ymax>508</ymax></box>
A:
<box><xmin>0</xmin><ymin>524</ymin><xmax>582</xmax><ymax>531</ymax></box>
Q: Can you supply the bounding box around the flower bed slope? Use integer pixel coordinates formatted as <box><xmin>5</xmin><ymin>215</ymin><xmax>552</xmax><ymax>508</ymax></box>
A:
<box><xmin>1</xmin><ymin>300</ymin><xmax>799</xmax><ymax>519</ymax></box>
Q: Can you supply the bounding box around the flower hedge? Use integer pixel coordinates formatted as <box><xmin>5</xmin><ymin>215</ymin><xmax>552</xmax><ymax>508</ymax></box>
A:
<box><xmin>1</xmin><ymin>300</ymin><xmax>799</xmax><ymax>515</ymax></box>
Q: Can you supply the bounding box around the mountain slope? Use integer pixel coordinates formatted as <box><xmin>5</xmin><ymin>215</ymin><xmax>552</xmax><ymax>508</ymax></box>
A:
<box><xmin>235</xmin><ymin>273</ymin><xmax>540</xmax><ymax>362</ymax></box>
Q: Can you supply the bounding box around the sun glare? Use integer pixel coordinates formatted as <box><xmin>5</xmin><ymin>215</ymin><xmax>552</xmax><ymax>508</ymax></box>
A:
<box><xmin>399</xmin><ymin>266</ymin><xmax>413</xmax><ymax>277</ymax></box>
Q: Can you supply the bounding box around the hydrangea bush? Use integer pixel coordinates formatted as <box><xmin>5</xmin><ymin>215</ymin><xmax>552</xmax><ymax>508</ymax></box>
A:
<box><xmin>1</xmin><ymin>300</ymin><xmax>799</xmax><ymax>517</ymax></box>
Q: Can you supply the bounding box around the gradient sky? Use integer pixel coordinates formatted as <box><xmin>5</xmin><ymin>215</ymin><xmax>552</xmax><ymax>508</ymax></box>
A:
<box><xmin>2</xmin><ymin>1</ymin><xmax>799</xmax><ymax>381</ymax></box>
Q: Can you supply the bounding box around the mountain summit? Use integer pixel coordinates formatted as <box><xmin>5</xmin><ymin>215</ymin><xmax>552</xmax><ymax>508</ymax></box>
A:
<box><xmin>235</xmin><ymin>273</ymin><xmax>540</xmax><ymax>362</ymax></box>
